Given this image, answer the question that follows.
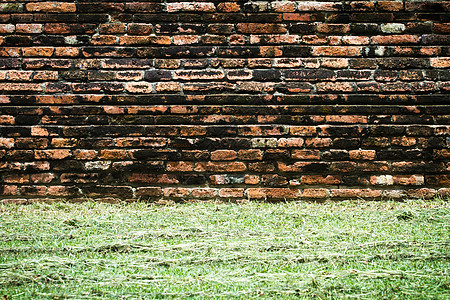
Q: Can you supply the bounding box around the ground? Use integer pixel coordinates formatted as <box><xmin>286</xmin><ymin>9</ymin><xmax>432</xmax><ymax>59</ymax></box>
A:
<box><xmin>0</xmin><ymin>199</ymin><xmax>449</xmax><ymax>299</ymax></box>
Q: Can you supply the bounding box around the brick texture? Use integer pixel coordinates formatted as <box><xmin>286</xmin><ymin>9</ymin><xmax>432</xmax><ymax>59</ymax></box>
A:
<box><xmin>0</xmin><ymin>1</ymin><xmax>449</xmax><ymax>202</ymax></box>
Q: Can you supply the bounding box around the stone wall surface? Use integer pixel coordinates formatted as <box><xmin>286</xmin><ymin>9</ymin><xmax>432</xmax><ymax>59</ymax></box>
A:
<box><xmin>0</xmin><ymin>1</ymin><xmax>449</xmax><ymax>202</ymax></box>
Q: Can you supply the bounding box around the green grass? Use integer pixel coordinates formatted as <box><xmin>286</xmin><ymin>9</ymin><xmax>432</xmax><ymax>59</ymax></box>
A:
<box><xmin>0</xmin><ymin>199</ymin><xmax>449</xmax><ymax>299</ymax></box>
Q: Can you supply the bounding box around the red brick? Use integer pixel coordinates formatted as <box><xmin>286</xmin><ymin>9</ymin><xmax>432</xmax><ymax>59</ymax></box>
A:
<box><xmin>35</xmin><ymin>149</ymin><xmax>70</xmax><ymax>160</ymax></box>
<box><xmin>301</xmin><ymin>175</ymin><xmax>341</xmax><ymax>185</ymax></box>
<box><xmin>117</xmin><ymin>138</ymin><xmax>168</xmax><ymax>148</ymax></box>
<box><xmin>312</xmin><ymin>46</ymin><xmax>362</xmax><ymax>57</ymax></box>
<box><xmin>377</xmin><ymin>1</ymin><xmax>403</xmax><ymax>11</ymax></box>
<box><xmin>430</xmin><ymin>58</ymin><xmax>450</xmax><ymax>68</ymax></box>
<box><xmin>155</xmin><ymin>82</ymin><xmax>181</xmax><ymax>93</ymax></box>
<box><xmin>167</xmin><ymin>2</ymin><xmax>215</xmax><ymax>12</ymax></box>
<box><xmin>60</xmin><ymin>173</ymin><xmax>98</xmax><ymax>184</ymax></box>
<box><xmin>349</xmin><ymin>150</ymin><xmax>376</xmax><ymax>160</ymax></box>
<box><xmin>129</xmin><ymin>174</ymin><xmax>179</xmax><ymax>184</ymax></box>
<box><xmin>249</xmin><ymin>162</ymin><xmax>275</xmax><ymax>172</ymax></box>
<box><xmin>290</xmin><ymin>126</ymin><xmax>317</xmax><ymax>136</ymax></box>
<box><xmin>245</xmin><ymin>175</ymin><xmax>260</xmax><ymax>185</ymax></box>
<box><xmin>277</xmin><ymin>138</ymin><xmax>304</xmax><ymax>148</ymax></box>
<box><xmin>167</xmin><ymin>161</ymin><xmax>193</xmax><ymax>172</ymax></box>
<box><xmin>278</xmin><ymin>161</ymin><xmax>327</xmax><ymax>172</ymax></box>
<box><xmin>0</xmin><ymin>83</ymin><xmax>43</xmax><ymax>92</ymax></box>
<box><xmin>4</xmin><ymin>174</ymin><xmax>29</xmax><ymax>184</ymax></box>
<box><xmin>270</xmin><ymin>1</ymin><xmax>294</xmax><ymax>12</ymax></box>
<box><xmin>127</xmin><ymin>23</ymin><xmax>152</xmax><ymax>35</ymax></box>
<box><xmin>237</xmin><ymin>23</ymin><xmax>287</xmax><ymax>34</ymax></box>
<box><xmin>99</xmin><ymin>23</ymin><xmax>126</xmax><ymax>34</ymax></box>
<box><xmin>317</xmin><ymin>24</ymin><xmax>350</xmax><ymax>34</ymax></box>
<box><xmin>0</xmin><ymin>138</ymin><xmax>14</xmax><ymax>148</ymax></box>
<box><xmin>23</xmin><ymin>161</ymin><xmax>50</xmax><ymax>171</ymax></box>
<box><xmin>434</xmin><ymin>149</ymin><xmax>450</xmax><ymax>160</ymax></box>
<box><xmin>20</xmin><ymin>186</ymin><xmax>47</xmax><ymax>196</ymax></box>
<box><xmin>331</xmin><ymin>189</ymin><xmax>382</xmax><ymax>198</ymax></box>
<box><xmin>434</xmin><ymin>23</ymin><xmax>450</xmax><ymax>34</ymax></box>
<box><xmin>326</xmin><ymin>115</ymin><xmax>368</xmax><ymax>124</ymax></box>
<box><xmin>195</xmin><ymin>162</ymin><xmax>246</xmax><ymax>172</ymax></box>
<box><xmin>174</xmin><ymin>70</ymin><xmax>225</xmax><ymax>81</ymax></box>
<box><xmin>173</xmin><ymin>35</ymin><xmax>199</xmax><ymax>45</ymax></box>
<box><xmin>316</xmin><ymin>82</ymin><xmax>355</xmax><ymax>93</ymax></box>
<box><xmin>54</xmin><ymin>47</ymin><xmax>79</xmax><ymax>57</ymax></box>
<box><xmin>393</xmin><ymin>175</ymin><xmax>424</xmax><ymax>186</ymax></box>
<box><xmin>26</xmin><ymin>2</ymin><xmax>76</xmax><ymax>13</ymax></box>
<box><xmin>0</xmin><ymin>115</ymin><xmax>14</xmax><ymax>125</ymax></box>
<box><xmin>219</xmin><ymin>188</ymin><xmax>245</xmax><ymax>198</ymax></box>
<box><xmin>91</xmin><ymin>35</ymin><xmax>117</xmax><ymax>45</ymax></box>
<box><xmin>163</xmin><ymin>188</ymin><xmax>190</xmax><ymax>198</ymax></box>
<box><xmin>297</xmin><ymin>2</ymin><xmax>340</xmax><ymax>11</ymax></box>
<box><xmin>211</xmin><ymin>150</ymin><xmax>237</xmax><ymax>161</ymax></box>
<box><xmin>192</xmin><ymin>188</ymin><xmax>218</xmax><ymax>198</ymax></box>
<box><xmin>405</xmin><ymin>188</ymin><xmax>436</xmax><ymax>199</ymax></box>
<box><xmin>437</xmin><ymin>188</ymin><xmax>450</xmax><ymax>197</ymax></box>
<box><xmin>31</xmin><ymin>173</ymin><xmax>55</xmax><ymax>184</ymax></box>
<box><xmin>16</xmin><ymin>138</ymin><xmax>48</xmax><ymax>149</ymax></box>
<box><xmin>125</xmin><ymin>82</ymin><xmax>153</xmax><ymax>93</ymax></box>
<box><xmin>73</xmin><ymin>150</ymin><xmax>97</xmax><ymax>160</ymax></box>
<box><xmin>99</xmin><ymin>150</ymin><xmax>127</xmax><ymax>160</ymax></box>
<box><xmin>372</xmin><ymin>35</ymin><xmax>420</xmax><ymax>45</ymax></box>
<box><xmin>136</xmin><ymin>187</ymin><xmax>162</xmax><ymax>198</ymax></box>
<box><xmin>301</xmin><ymin>189</ymin><xmax>329</xmax><ymax>199</ymax></box>
<box><xmin>0</xmin><ymin>24</ymin><xmax>15</xmax><ymax>34</ymax></box>
<box><xmin>305</xmin><ymin>138</ymin><xmax>332</xmax><ymax>148</ymax></box>
<box><xmin>342</xmin><ymin>36</ymin><xmax>370</xmax><ymax>45</ymax></box>
<box><xmin>15</xmin><ymin>23</ymin><xmax>42</xmax><ymax>34</ymax></box>
<box><xmin>217</xmin><ymin>2</ymin><xmax>240</xmax><ymax>12</ymax></box>
<box><xmin>117</xmin><ymin>71</ymin><xmax>144</xmax><ymax>81</ymax></box>
<box><xmin>47</xmin><ymin>186</ymin><xmax>71</xmax><ymax>196</ymax></box>
<box><xmin>0</xmin><ymin>185</ymin><xmax>18</xmax><ymax>196</ymax></box>
<box><xmin>321</xmin><ymin>58</ymin><xmax>349</xmax><ymax>68</ymax></box>
<box><xmin>180</xmin><ymin>126</ymin><xmax>206</xmax><ymax>136</ymax></box>
<box><xmin>291</xmin><ymin>150</ymin><xmax>320</xmax><ymax>160</ymax></box>
<box><xmin>350</xmin><ymin>1</ymin><xmax>375</xmax><ymax>11</ymax></box>
<box><xmin>238</xmin><ymin>149</ymin><xmax>263</xmax><ymax>161</ymax></box>
<box><xmin>247</xmin><ymin>188</ymin><xmax>299</xmax><ymax>199</ymax></box>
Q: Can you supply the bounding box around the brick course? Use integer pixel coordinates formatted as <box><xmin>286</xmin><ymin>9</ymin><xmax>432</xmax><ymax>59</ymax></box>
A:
<box><xmin>0</xmin><ymin>1</ymin><xmax>449</xmax><ymax>202</ymax></box>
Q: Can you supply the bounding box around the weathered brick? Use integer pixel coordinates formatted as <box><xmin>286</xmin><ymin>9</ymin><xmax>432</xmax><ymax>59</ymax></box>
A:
<box><xmin>247</xmin><ymin>188</ymin><xmax>299</xmax><ymax>199</ymax></box>
<box><xmin>167</xmin><ymin>161</ymin><xmax>193</xmax><ymax>172</ymax></box>
<box><xmin>0</xmin><ymin>0</ymin><xmax>445</xmax><ymax>202</ymax></box>
<box><xmin>237</xmin><ymin>23</ymin><xmax>287</xmax><ymax>34</ymax></box>
<box><xmin>192</xmin><ymin>188</ymin><xmax>218</xmax><ymax>198</ymax></box>
<box><xmin>219</xmin><ymin>188</ymin><xmax>245</xmax><ymax>198</ymax></box>
<box><xmin>195</xmin><ymin>162</ymin><xmax>246</xmax><ymax>172</ymax></box>
<box><xmin>301</xmin><ymin>189</ymin><xmax>329</xmax><ymax>199</ymax></box>
<box><xmin>125</xmin><ymin>82</ymin><xmax>153</xmax><ymax>94</ymax></box>
<box><xmin>211</xmin><ymin>150</ymin><xmax>237</xmax><ymax>161</ymax></box>
<box><xmin>163</xmin><ymin>187</ymin><xmax>190</xmax><ymax>198</ymax></box>
<box><xmin>167</xmin><ymin>2</ymin><xmax>216</xmax><ymax>13</ymax></box>
<box><xmin>312</xmin><ymin>46</ymin><xmax>362</xmax><ymax>57</ymax></box>
<box><xmin>331</xmin><ymin>189</ymin><xmax>382</xmax><ymax>198</ymax></box>
<box><xmin>26</xmin><ymin>2</ymin><xmax>76</xmax><ymax>13</ymax></box>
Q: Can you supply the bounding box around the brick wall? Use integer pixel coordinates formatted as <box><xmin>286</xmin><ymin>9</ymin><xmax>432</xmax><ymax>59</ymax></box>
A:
<box><xmin>0</xmin><ymin>1</ymin><xmax>449</xmax><ymax>203</ymax></box>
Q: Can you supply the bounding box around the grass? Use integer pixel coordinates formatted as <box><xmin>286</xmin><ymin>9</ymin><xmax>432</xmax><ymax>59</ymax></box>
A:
<box><xmin>0</xmin><ymin>199</ymin><xmax>449</xmax><ymax>299</ymax></box>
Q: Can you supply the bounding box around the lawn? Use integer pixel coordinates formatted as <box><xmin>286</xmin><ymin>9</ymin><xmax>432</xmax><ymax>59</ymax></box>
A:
<box><xmin>0</xmin><ymin>199</ymin><xmax>449</xmax><ymax>299</ymax></box>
